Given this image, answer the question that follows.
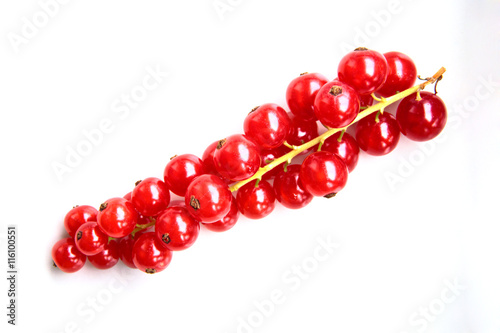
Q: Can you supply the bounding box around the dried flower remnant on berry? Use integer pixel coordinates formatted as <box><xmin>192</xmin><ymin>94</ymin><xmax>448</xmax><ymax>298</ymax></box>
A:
<box><xmin>99</xmin><ymin>202</ymin><xmax>108</xmax><ymax>211</ymax></box>
<box><xmin>216</xmin><ymin>139</ymin><xmax>226</xmax><ymax>150</ymax></box>
<box><xmin>329</xmin><ymin>86</ymin><xmax>343</xmax><ymax>96</ymax></box>
<box><xmin>249</xmin><ymin>106</ymin><xmax>260</xmax><ymax>114</ymax></box>
<box><xmin>161</xmin><ymin>234</ymin><xmax>171</xmax><ymax>244</ymax></box>
<box><xmin>189</xmin><ymin>196</ymin><xmax>200</xmax><ymax>210</ymax></box>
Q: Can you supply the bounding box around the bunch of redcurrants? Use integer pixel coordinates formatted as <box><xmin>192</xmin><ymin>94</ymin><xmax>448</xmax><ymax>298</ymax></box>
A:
<box><xmin>52</xmin><ymin>48</ymin><xmax>447</xmax><ymax>274</ymax></box>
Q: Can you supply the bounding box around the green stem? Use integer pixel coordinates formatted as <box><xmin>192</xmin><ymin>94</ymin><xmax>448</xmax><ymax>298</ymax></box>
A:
<box><xmin>283</xmin><ymin>141</ymin><xmax>298</xmax><ymax>150</ymax></box>
<box><xmin>254</xmin><ymin>178</ymin><xmax>261</xmax><ymax>187</ymax></box>
<box><xmin>229</xmin><ymin>66</ymin><xmax>446</xmax><ymax>192</ymax></box>
<box><xmin>337</xmin><ymin>129</ymin><xmax>345</xmax><ymax>142</ymax></box>
<box><xmin>131</xmin><ymin>217</ymin><xmax>156</xmax><ymax>236</ymax></box>
<box><xmin>317</xmin><ymin>140</ymin><xmax>324</xmax><ymax>151</ymax></box>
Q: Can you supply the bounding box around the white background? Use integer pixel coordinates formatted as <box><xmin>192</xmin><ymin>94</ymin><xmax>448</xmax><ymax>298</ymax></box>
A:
<box><xmin>1</xmin><ymin>0</ymin><xmax>499</xmax><ymax>332</ymax></box>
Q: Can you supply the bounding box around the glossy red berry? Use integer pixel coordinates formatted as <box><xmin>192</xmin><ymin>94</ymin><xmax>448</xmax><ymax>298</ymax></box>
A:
<box><xmin>244</xmin><ymin>103</ymin><xmax>291</xmax><ymax>150</ymax></box>
<box><xmin>338</xmin><ymin>48</ymin><xmax>388</xmax><ymax>95</ymax></box>
<box><xmin>236</xmin><ymin>180</ymin><xmax>276</xmax><ymax>219</ymax></box>
<box><xmin>300</xmin><ymin>151</ymin><xmax>348</xmax><ymax>197</ymax></box>
<box><xmin>132</xmin><ymin>232</ymin><xmax>173</xmax><ymax>274</ymax></box>
<box><xmin>63</xmin><ymin>205</ymin><xmax>98</xmax><ymax>238</ymax></box>
<box><xmin>155</xmin><ymin>206</ymin><xmax>200</xmax><ymax>251</ymax></box>
<box><xmin>185</xmin><ymin>174</ymin><xmax>232</xmax><ymax>223</ymax></box>
<box><xmin>355</xmin><ymin>112</ymin><xmax>401</xmax><ymax>156</ymax></box>
<box><xmin>273</xmin><ymin>164</ymin><xmax>313</xmax><ymax>209</ymax></box>
<box><xmin>314</xmin><ymin>80</ymin><xmax>360</xmax><ymax>128</ymax></box>
<box><xmin>286</xmin><ymin>72</ymin><xmax>329</xmax><ymax>121</ymax></box>
<box><xmin>214</xmin><ymin>134</ymin><xmax>261</xmax><ymax>181</ymax></box>
<box><xmin>376</xmin><ymin>51</ymin><xmax>417</xmax><ymax>97</ymax></box>
<box><xmin>97</xmin><ymin>197</ymin><xmax>138</xmax><ymax>238</ymax></box>
<box><xmin>164</xmin><ymin>154</ymin><xmax>204</xmax><ymax>196</ymax></box>
<box><xmin>131</xmin><ymin>177</ymin><xmax>170</xmax><ymax>217</ymax></box>
<box><xmin>321</xmin><ymin>131</ymin><xmax>360</xmax><ymax>172</ymax></box>
<box><xmin>74</xmin><ymin>222</ymin><xmax>108</xmax><ymax>256</ymax></box>
<box><xmin>396</xmin><ymin>92</ymin><xmax>447</xmax><ymax>141</ymax></box>
<box><xmin>88</xmin><ymin>240</ymin><xmax>119</xmax><ymax>270</ymax></box>
<box><xmin>202</xmin><ymin>195</ymin><xmax>240</xmax><ymax>232</ymax></box>
<box><xmin>286</xmin><ymin>113</ymin><xmax>318</xmax><ymax>154</ymax></box>
<box><xmin>52</xmin><ymin>237</ymin><xmax>86</xmax><ymax>273</ymax></box>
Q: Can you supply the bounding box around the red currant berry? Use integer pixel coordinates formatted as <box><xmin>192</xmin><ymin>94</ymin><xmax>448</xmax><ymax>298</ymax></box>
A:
<box><xmin>376</xmin><ymin>51</ymin><xmax>417</xmax><ymax>97</ymax></box>
<box><xmin>52</xmin><ymin>237</ymin><xmax>86</xmax><ymax>273</ymax></box>
<box><xmin>260</xmin><ymin>145</ymin><xmax>291</xmax><ymax>180</ymax></box>
<box><xmin>321</xmin><ymin>131</ymin><xmax>360</xmax><ymax>172</ymax></box>
<box><xmin>236</xmin><ymin>179</ymin><xmax>276</xmax><ymax>219</ymax></box>
<box><xmin>273</xmin><ymin>164</ymin><xmax>313</xmax><ymax>209</ymax></box>
<box><xmin>300</xmin><ymin>151</ymin><xmax>348</xmax><ymax>197</ymax></box>
<box><xmin>132</xmin><ymin>233</ymin><xmax>173</xmax><ymax>274</ymax></box>
<box><xmin>396</xmin><ymin>92</ymin><xmax>447</xmax><ymax>141</ymax></box>
<box><xmin>155</xmin><ymin>206</ymin><xmax>200</xmax><ymax>251</ymax></box>
<box><xmin>185</xmin><ymin>174</ymin><xmax>232</xmax><ymax>223</ymax></box>
<box><xmin>286</xmin><ymin>72</ymin><xmax>328</xmax><ymax>121</ymax></box>
<box><xmin>131</xmin><ymin>178</ymin><xmax>170</xmax><ymax>217</ymax></box>
<box><xmin>355</xmin><ymin>112</ymin><xmax>401</xmax><ymax>156</ymax></box>
<box><xmin>88</xmin><ymin>239</ymin><xmax>119</xmax><ymax>270</ymax></box>
<box><xmin>97</xmin><ymin>197</ymin><xmax>138</xmax><ymax>238</ymax></box>
<box><xmin>338</xmin><ymin>47</ymin><xmax>388</xmax><ymax>95</ymax></box>
<box><xmin>314</xmin><ymin>80</ymin><xmax>360</xmax><ymax>128</ymax></box>
<box><xmin>243</xmin><ymin>104</ymin><xmax>291</xmax><ymax>150</ymax></box>
<box><xmin>63</xmin><ymin>205</ymin><xmax>98</xmax><ymax>238</ymax></box>
<box><xmin>214</xmin><ymin>134</ymin><xmax>261</xmax><ymax>181</ymax></box>
<box><xmin>74</xmin><ymin>222</ymin><xmax>108</xmax><ymax>256</ymax></box>
<box><xmin>286</xmin><ymin>113</ymin><xmax>318</xmax><ymax>153</ymax></box>
<box><xmin>202</xmin><ymin>195</ymin><xmax>240</xmax><ymax>232</ymax></box>
<box><xmin>164</xmin><ymin>154</ymin><xmax>204</xmax><ymax>196</ymax></box>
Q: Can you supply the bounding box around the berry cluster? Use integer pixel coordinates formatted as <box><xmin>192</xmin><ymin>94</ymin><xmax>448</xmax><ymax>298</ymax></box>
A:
<box><xmin>51</xmin><ymin>48</ymin><xmax>447</xmax><ymax>274</ymax></box>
